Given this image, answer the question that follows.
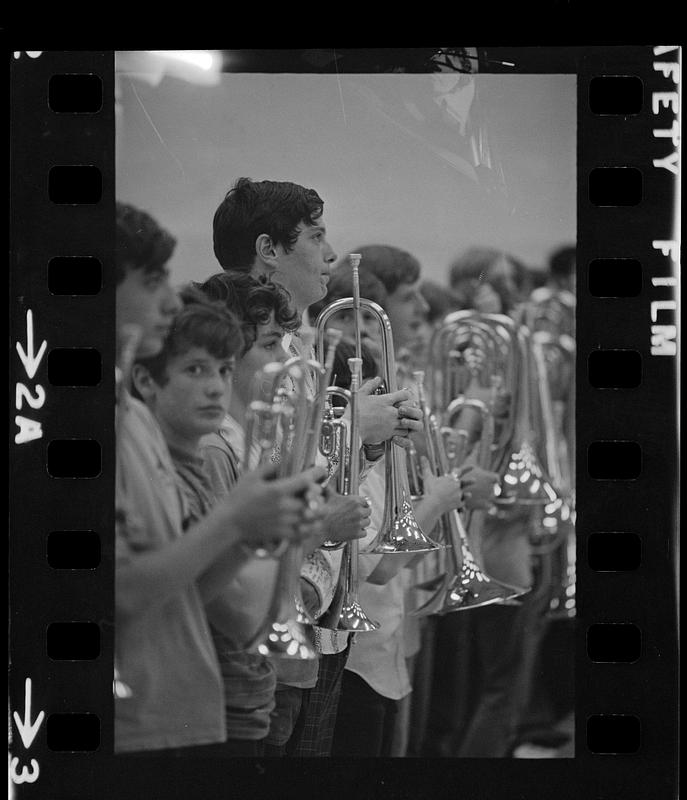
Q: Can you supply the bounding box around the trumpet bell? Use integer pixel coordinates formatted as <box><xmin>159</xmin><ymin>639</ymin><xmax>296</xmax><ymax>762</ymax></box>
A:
<box><xmin>497</xmin><ymin>441</ymin><xmax>559</xmax><ymax>506</ymax></box>
<box><xmin>369</xmin><ymin>491</ymin><xmax>443</xmax><ymax>554</ymax></box>
<box><xmin>337</xmin><ymin>599</ymin><xmax>380</xmax><ymax>632</ymax></box>
<box><xmin>255</xmin><ymin>617</ymin><xmax>317</xmax><ymax>661</ymax></box>
<box><xmin>415</xmin><ymin>545</ymin><xmax>527</xmax><ymax>616</ymax></box>
<box><xmin>534</xmin><ymin>493</ymin><xmax>574</xmax><ymax>538</ymax></box>
<box><xmin>442</xmin><ymin>557</ymin><xmax>515</xmax><ymax>612</ymax></box>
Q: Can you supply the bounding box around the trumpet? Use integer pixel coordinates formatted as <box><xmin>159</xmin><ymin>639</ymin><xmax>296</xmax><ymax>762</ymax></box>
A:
<box><xmin>243</xmin><ymin>330</ymin><xmax>340</xmax><ymax>659</ymax></box>
<box><xmin>315</xmin><ymin>297</ymin><xmax>441</xmax><ymax>555</ymax></box>
<box><xmin>243</xmin><ymin>361</ymin><xmax>318</xmax><ymax>661</ymax></box>
<box><xmin>410</xmin><ymin>370</ymin><xmax>521</xmax><ymax>616</ymax></box>
<box><xmin>522</xmin><ymin>287</ymin><xmax>576</xmax><ymax>619</ymax></box>
<box><xmin>318</xmin><ymin>357</ymin><xmax>380</xmax><ymax>632</ymax></box>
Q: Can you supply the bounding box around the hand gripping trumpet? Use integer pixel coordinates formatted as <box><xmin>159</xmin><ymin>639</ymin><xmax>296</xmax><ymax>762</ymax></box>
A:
<box><xmin>314</xmin><ymin>260</ymin><xmax>440</xmax><ymax>555</ymax></box>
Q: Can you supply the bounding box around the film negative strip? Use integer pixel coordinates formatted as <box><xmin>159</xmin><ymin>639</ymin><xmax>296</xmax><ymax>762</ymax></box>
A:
<box><xmin>8</xmin><ymin>46</ymin><xmax>679</xmax><ymax>798</ymax></box>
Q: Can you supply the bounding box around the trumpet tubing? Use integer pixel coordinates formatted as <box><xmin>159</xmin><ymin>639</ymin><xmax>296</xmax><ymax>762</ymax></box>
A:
<box><xmin>315</xmin><ymin>297</ymin><xmax>440</xmax><ymax>555</ymax></box>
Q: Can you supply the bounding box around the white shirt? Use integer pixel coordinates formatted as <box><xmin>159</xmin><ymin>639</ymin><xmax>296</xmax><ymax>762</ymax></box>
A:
<box><xmin>344</xmin><ymin>459</ymin><xmax>412</xmax><ymax>700</ymax></box>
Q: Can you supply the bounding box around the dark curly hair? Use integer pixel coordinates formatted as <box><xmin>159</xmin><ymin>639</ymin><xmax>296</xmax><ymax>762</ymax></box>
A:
<box><xmin>195</xmin><ymin>271</ymin><xmax>300</xmax><ymax>355</ymax></box>
<box><xmin>116</xmin><ymin>201</ymin><xmax>176</xmax><ymax>286</ymax></box>
<box><xmin>134</xmin><ymin>289</ymin><xmax>243</xmax><ymax>386</ymax></box>
<box><xmin>213</xmin><ymin>177</ymin><xmax>324</xmax><ymax>271</ymax></box>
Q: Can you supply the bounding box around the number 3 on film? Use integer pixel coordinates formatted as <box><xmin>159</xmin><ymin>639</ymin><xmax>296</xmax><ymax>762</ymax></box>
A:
<box><xmin>11</xmin><ymin>678</ymin><xmax>45</xmax><ymax>785</ymax></box>
<box><xmin>10</xmin><ymin>757</ymin><xmax>40</xmax><ymax>785</ymax></box>
<box><xmin>15</xmin><ymin>309</ymin><xmax>47</xmax><ymax>444</ymax></box>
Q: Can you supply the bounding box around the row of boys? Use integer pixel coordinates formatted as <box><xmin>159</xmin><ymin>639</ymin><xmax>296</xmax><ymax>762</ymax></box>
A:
<box><xmin>115</xmin><ymin>177</ymin><xmax>498</xmax><ymax>756</ymax></box>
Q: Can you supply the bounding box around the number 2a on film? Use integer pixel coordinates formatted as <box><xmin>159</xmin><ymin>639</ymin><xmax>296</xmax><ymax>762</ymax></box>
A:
<box><xmin>15</xmin><ymin>309</ymin><xmax>47</xmax><ymax>444</ymax></box>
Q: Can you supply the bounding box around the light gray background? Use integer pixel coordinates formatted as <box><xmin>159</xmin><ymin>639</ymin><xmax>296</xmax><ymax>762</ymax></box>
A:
<box><xmin>116</xmin><ymin>71</ymin><xmax>576</xmax><ymax>287</ymax></box>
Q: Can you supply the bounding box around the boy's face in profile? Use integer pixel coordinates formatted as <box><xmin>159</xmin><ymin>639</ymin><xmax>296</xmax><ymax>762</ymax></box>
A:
<box><xmin>147</xmin><ymin>346</ymin><xmax>234</xmax><ymax>444</ymax></box>
<box><xmin>116</xmin><ymin>264</ymin><xmax>181</xmax><ymax>357</ymax></box>
<box><xmin>271</xmin><ymin>216</ymin><xmax>337</xmax><ymax>311</ymax></box>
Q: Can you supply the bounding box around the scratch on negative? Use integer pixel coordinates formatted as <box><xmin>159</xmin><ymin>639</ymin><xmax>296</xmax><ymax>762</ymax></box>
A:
<box><xmin>333</xmin><ymin>50</ymin><xmax>347</xmax><ymax>125</ymax></box>
<box><xmin>129</xmin><ymin>80</ymin><xmax>186</xmax><ymax>179</ymax></box>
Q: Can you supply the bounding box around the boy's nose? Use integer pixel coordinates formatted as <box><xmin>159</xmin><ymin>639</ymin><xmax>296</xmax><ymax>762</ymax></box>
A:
<box><xmin>324</xmin><ymin>241</ymin><xmax>337</xmax><ymax>264</ymax></box>
<box><xmin>163</xmin><ymin>285</ymin><xmax>182</xmax><ymax>316</ymax></box>
<box><xmin>206</xmin><ymin>375</ymin><xmax>226</xmax><ymax>395</ymax></box>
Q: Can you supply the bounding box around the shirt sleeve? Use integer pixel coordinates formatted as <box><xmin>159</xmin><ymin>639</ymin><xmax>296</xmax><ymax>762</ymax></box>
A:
<box><xmin>201</xmin><ymin>441</ymin><xmax>239</xmax><ymax>498</ymax></box>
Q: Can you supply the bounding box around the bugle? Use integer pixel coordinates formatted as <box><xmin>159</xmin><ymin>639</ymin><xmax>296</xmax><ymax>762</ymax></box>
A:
<box><xmin>315</xmin><ymin>297</ymin><xmax>441</xmax><ymax>554</ymax></box>
<box><xmin>318</xmin><ymin>357</ymin><xmax>380</xmax><ymax>632</ymax></box>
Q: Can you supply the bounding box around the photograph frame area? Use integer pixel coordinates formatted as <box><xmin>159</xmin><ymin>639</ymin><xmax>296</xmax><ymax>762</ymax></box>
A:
<box><xmin>8</xmin><ymin>45</ymin><xmax>680</xmax><ymax>800</ymax></box>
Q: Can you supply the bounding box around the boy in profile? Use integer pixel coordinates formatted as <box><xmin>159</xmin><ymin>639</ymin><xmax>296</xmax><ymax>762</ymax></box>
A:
<box><xmin>115</xmin><ymin>203</ymin><xmax>323</xmax><ymax>754</ymax></box>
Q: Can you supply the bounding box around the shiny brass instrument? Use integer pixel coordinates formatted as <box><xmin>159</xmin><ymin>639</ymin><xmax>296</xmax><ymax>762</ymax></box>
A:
<box><xmin>518</xmin><ymin>286</ymin><xmax>576</xmax><ymax>618</ymax></box>
<box><xmin>527</xmin><ymin>316</ymin><xmax>576</xmax><ymax>619</ymax></box>
<box><xmin>428</xmin><ymin>311</ymin><xmax>518</xmax><ymax>472</ymax></box>
<box><xmin>244</xmin><ymin>329</ymin><xmax>343</xmax><ymax>658</ymax></box>
<box><xmin>411</xmin><ymin>371</ymin><xmax>521</xmax><ymax>616</ymax></box>
<box><xmin>315</xmin><ymin>296</ymin><xmax>441</xmax><ymax>555</ymax></box>
<box><xmin>318</xmin><ymin>357</ymin><xmax>380</xmax><ymax>632</ymax></box>
<box><xmin>435</xmin><ymin>312</ymin><xmax>559</xmax><ymax>506</ymax></box>
<box><xmin>243</xmin><ymin>362</ymin><xmax>317</xmax><ymax>660</ymax></box>
<box><xmin>529</xmin><ymin>332</ymin><xmax>574</xmax><ymax>536</ymax></box>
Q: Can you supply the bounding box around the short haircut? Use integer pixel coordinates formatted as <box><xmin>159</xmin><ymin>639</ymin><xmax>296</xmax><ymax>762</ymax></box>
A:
<box><xmin>116</xmin><ymin>201</ymin><xmax>176</xmax><ymax>286</ymax></box>
<box><xmin>353</xmin><ymin>245</ymin><xmax>421</xmax><ymax>295</ymax></box>
<box><xmin>309</xmin><ymin>263</ymin><xmax>389</xmax><ymax>319</ymax></box>
<box><xmin>135</xmin><ymin>288</ymin><xmax>243</xmax><ymax>386</ymax></box>
<box><xmin>419</xmin><ymin>280</ymin><xmax>463</xmax><ymax>324</ymax></box>
<box><xmin>196</xmin><ymin>271</ymin><xmax>300</xmax><ymax>356</ymax></box>
<box><xmin>213</xmin><ymin>177</ymin><xmax>325</xmax><ymax>271</ymax></box>
<box><xmin>549</xmin><ymin>245</ymin><xmax>576</xmax><ymax>279</ymax></box>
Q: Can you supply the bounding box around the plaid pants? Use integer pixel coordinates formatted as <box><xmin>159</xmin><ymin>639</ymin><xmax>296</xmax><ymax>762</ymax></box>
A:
<box><xmin>286</xmin><ymin>645</ymin><xmax>350</xmax><ymax>757</ymax></box>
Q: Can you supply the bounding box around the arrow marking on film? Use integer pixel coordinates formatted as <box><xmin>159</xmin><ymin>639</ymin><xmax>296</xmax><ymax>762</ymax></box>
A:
<box><xmin>16</xmin><ymin>310</ymin><xmax>47</xmax><ymax>380</ymax></box>
<box><xmin>13</xmin><ymin>678</ymin><xmax>45</xmax><ymax>750</ymax></box>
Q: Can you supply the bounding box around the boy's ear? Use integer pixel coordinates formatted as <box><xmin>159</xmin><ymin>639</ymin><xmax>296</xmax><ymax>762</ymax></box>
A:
<box><xmin>131</xmin><ymin>363</ymin><xmax>158</xmax><ymax>403</ymax></box>
<box><xmin>255</xmin><ymin>233</ymin><xmax>279</xmax><ymax>272</ymax></box>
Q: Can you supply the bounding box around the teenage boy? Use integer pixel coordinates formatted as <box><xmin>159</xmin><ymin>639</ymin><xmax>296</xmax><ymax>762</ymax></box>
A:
<box><xmin>115</xmin><ymin>202</ymin><xmax>322</xmax><ymax>754</ymax></box>
<box><xmin>213</xmin><ymin>178</ymin><xmax>423</xmax><ymax>755</ymax></box>
<box><xmin>197</xmin><ymin>270</ymin><xmax>371</xmax><ymax>756</ymax></box>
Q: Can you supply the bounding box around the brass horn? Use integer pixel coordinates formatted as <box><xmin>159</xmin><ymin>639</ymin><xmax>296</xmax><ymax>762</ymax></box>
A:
<box><xmin>315</xmin><ymin>297</ymin><xmax>441</xmax><ymax>554</ymax></box>
<box><xmin>318</xmin><ymin>357</ymin><xmax>380</xmax><ymax>632</ymax></box>
<box><xmin>410</xmin><ymin>370</ymin><xmax>521</xmax><ymax>616</ymax></box>
<box><xmin>243</xmin><ymin>362</ymin><xmax>317</xmax><ymax>660</ymax></box>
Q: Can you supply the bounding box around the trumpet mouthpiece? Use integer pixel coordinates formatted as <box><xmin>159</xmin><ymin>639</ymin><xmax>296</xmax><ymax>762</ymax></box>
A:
<box><xmin>349</xmin><ymin>253</ymin><xmax>362</xmax><ymax>270</ymax></box>
<box><xmin>348</xmin><ymin>356</ymin><xmax>363</xmax><ymax>380</ymax></box>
